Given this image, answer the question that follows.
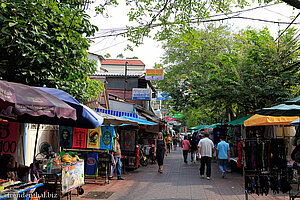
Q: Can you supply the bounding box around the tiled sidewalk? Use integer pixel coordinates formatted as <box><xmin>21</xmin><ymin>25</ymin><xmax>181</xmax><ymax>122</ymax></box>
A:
<box><xmin>71</xmin><ymin>148</ymin><xmax>292</xmax><ymax>200</ymax></box>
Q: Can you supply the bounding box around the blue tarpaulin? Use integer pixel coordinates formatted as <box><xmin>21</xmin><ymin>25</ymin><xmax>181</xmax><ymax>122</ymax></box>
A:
<box><xmin>121</xmin><ymin>116</ymin><xmax>157</xmax><ymax>125</ymax></box>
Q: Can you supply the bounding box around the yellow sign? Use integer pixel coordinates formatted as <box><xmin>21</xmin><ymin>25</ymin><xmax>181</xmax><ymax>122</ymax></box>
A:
<box><xmin>146</xmin><ymin>69</ymin><xmax>164</xmax><ymax>80</ymax></box>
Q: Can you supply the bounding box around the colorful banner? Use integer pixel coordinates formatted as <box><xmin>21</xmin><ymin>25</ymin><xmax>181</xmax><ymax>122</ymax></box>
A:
<box><xmin>100</xmin><ymin>126</ymin><xmax>115</xmax><ymax>150</ymax></box>
<box><xmin>59</xmin><ymin>126</ymin><xmax>73</xmax><ymax>148</ymax></box>
<box><xmin>145</xmin><ymin>69</ymin><xmax>164</xmax><ymax>80</ymax></box>
<box><xmin>0</xmin><ymin>121</ymin><xmax>19</xmax><ymax>155</ymax></box>
<box><xmin>72</xmin><ymin>128</ymin><xmax>87</xmax><ymax>148</ymax></box>
<box><xmin>87</xmin><ymin>127</ymin><xmax>101</xmax><ymax>149</ymax></box>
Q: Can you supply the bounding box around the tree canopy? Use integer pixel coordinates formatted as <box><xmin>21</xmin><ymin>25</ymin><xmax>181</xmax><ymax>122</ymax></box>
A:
<box><xmin>155</xmin><ymin>25</ymin><xmax>300</xmax><ymax>127</ymax></box>
<box><xmin>93</xmin><ymin>0</ymin><xmax>297</xmax><ymax>45</ymax></box>
<box><xmin>0</xmin><ymin>0</ymin><xmax>104</xmax><ymax>102</ymax></box>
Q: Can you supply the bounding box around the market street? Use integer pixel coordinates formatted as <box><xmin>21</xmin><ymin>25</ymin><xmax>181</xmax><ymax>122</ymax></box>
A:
<box><xmin>73</xmin><ymin>148</ymin><xmax>290</xmax><ymax>200</ymax></box>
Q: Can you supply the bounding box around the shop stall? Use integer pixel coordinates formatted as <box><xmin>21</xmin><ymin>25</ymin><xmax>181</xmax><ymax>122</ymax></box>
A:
<box><xmin>242</xmin><ymin>114</ymin><xmax>298</xmax><ymax>199</ymax></box>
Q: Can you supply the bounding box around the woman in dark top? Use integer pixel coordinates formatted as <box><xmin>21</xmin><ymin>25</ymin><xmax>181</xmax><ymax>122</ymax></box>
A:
<box><xmin>154</xmin><ymin>132</ymin><xmax>167</xmax><ymax>173</ymax></box>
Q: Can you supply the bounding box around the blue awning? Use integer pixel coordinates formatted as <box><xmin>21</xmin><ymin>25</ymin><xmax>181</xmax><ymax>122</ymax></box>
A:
<box><xmin>121</xmin><ymin>116</ymin><xmax>157</xmax><ymax>125</ymax></box>
<box><xmin>97</xmin><ymin>108</ymin><xmax>138</xmax><ymax>118</ymax></box>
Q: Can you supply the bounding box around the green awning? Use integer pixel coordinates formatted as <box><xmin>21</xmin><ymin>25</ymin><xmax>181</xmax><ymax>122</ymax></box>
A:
<box><xmin>207</xmin><ymin>123</ymin><xmax>222</xmax><ymax>128</ymax></box>
<box><xmin>189</xmin><ymin>125</ymin><xmax>208</xmax><ymax>130</ymax></box>
<box><xmin>285</xmin><ymin>96</ymin><xmax>300</xmax><ymax>105</ymax></box>
<box><xmin>227</xmin><ymin>115</ymin><xmax>253</xmax><ymax>126</ymax></box>
<box><xmin>255</xmin><ymin>104</ymin><xmax>300</xmax><ymax>116</ymax></box>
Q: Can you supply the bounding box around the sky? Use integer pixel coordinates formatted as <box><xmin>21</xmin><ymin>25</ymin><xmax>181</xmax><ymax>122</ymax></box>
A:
<box><xmin>87</xmin><ymin>2</ymin><xmax>300</xmax><ymax>69</ymax></box>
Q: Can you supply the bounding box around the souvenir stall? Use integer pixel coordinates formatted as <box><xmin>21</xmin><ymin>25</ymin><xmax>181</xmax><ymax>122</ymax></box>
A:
<box><xmin>59</xmin><ymin>125</ymin><xmax>117</xmax><ymax>186</ymax></box>
<box><xmin>242</xmin><ymin>115</ymin><xmax>298</xmax><ymax>199</ymax></box>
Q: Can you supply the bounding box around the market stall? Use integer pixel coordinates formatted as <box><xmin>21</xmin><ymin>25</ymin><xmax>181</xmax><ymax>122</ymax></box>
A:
<box><xmin>242</xmin><ymin>114</ymin><xmax>299</xmax><ymax>199</ymax></box>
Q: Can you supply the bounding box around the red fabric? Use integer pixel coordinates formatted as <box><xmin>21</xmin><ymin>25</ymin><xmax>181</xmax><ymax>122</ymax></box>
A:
<box><xmin>72</xmin><ymin>128</ymin><xmax>87</xmax><ymax>148</ymax></box>
<box><xmin>237</xmin><ymin>142</ymin><xmax>242</xmax><ymax>168</ymax></box>
<box><xmin>0</xmin><ymin>121</ymin><xmax>19</xmax><ymax>155</ymax></box>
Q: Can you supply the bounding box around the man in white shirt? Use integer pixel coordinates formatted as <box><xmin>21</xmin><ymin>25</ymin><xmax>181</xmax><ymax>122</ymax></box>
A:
<box><xmin>197</xmin><ymin>133</ymin><xmax>214</xmax><ymax>180</ymax></box>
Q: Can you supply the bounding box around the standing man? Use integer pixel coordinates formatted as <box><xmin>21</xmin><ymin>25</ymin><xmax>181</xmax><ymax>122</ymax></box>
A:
<box><xmin>216</xmin><ymin>136</ymin><xmax>230</xmax><ymax>178</ymax></box>
<box><xmin>114</xmin><ymin>135</ymin><xmax>124</xmax><ymax>180</ymax></box>
<box><xmin>197</xmin><ymin>133</ymin><xmax>214</xmax><ymax>180</ymax></box>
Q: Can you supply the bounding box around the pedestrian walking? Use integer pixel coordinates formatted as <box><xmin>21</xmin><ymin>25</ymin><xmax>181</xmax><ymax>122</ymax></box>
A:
<box><xmin>216</xmin><ymin>136</ymin><xmax>230</xmax><ymax>178</ymax></box>
<box><xmin>197</xmin><ymin>133</ymin><xmax>214</xmax><ymax>180</ymax></box>
<box><xmin>166</xmin><ymin>134</ymin><xmax>172</xmax><ymax>154</ymax></box>
<box><xmin>154</xmin><ymin>132</ymin><xmax>167</xmax><ymax>173</ymax></box>
<box><xmin>182</xmin><ymin>136</ymin><xmax>190</xmax><ymax>163</ymax></box>
<box><xmin>190</xmin><ymin>134</ymin><xmax>198</xmax><ymax>163</ymax></box>
<box><xmin>114</xmin><ymin>135</ymin><xmax>124</xmax><ymax>180</ymax></box>
<box><xmin>172</xmin><ymin>134</ymin><xmax>177</xmax><ymax>150</ymax></box>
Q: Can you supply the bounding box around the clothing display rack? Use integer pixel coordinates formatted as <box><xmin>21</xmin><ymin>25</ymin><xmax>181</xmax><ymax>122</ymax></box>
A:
<box><xmin>242</xmin><ymin>137</ymin><xmax>292</xmax><ymax>199</ymax></box>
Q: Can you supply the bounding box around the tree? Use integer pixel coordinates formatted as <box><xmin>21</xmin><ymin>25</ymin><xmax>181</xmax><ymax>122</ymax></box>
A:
<box><xmin>93</xmin><ymin>0</ymin><xmax>296</xmax><ymax>45</ymax></box>
<box><xmin>155</xmin><ymin>25</ymin><xmax>300</xmax><ymax>124</ymax></box>
<box><xmin>0</xmin><ymin>0</ymin><xmax>104</xmax><ymax>102</ymax></box>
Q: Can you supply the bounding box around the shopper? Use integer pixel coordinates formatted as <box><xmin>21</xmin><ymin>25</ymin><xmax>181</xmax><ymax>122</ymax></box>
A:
<box><xmin>190</xmin><ymin>134</ymin><xmax>198</xmax><ymax>163</ymax></box>
<box><xmin>166</xmin><ymin>134</ymin><xmax>172</xmax><ymax>154</ymax></box>
<box><xmin>114</xmin><ymin>135</ymin><xmax>124</xmax><ymax>180</ymax></box>
<box><xmin>182</xmin><ymin>136</ymin><xmax>190</xmax><ymax>163</ymax></box>
<box><xmin>216</xmin><ymin>136</ymin><xmax>230</xmax><ymax>178</ymax></box>
<box><xmin>198</xmin><ymin>133</ymin><xmax>214</xmax><ymax>180</ymax></box>
<box><xmin>154</xmin><ymin>132</ymin><xmax>167</xmax><ymax>173</ymax></box>
<box><xmin>173</xmin><ymin>134</ymin><xmax>178</xmax><ymax>150</ymax></box>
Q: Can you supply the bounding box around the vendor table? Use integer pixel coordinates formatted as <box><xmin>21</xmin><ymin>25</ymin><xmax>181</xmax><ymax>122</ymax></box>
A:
<box><xmin>0</xmin><ymin>182</ymin><xmax>44</xmax><ymax>200</ymax></box>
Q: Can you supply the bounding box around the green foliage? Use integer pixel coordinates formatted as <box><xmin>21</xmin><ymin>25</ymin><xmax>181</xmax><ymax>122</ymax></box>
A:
<box><xmin>0</xmin><ymin>0</ymin><xmax>104</xmax><ymax>102</ymax></box>
<box><xmin>94</xmin><ymin>0</ymin><xmax>279</xmax><ymax>45</ymax></box>
<box><xmin>157</xmin><ymin>25</ymin><xmax>300</xmax><ymax>125</ymax></box>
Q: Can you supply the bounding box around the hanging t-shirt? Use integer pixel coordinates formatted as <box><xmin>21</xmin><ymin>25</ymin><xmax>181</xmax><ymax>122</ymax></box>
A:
<box><xmin>87</xmin><ymin>127</ymin><xmax>101</xmax><ymax>149</ymax></box>
<box><xmin>86</xmin><ymin>152</ymin><xmax>98</xmax><ymax>177</ymax></box>
<box><xmin>100</xmin><ymin>126</ymin><xmax>115</xmax><ymax>150</ymax></box>
<box><xmin>59</xmin><ymin>126</ymin><xmax>73</xmax><ymax>148</ymax></box>
<box><xmin>72</xmin><ymin>128</ymin><xmax>87</xmax><ymax>148</ymax></box>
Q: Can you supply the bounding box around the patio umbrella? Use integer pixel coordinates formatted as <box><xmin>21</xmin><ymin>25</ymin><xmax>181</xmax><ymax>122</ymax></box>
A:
<box><xmin>255</xmin><ymin>104</ymin><xmax>300</xmax><ymax>116</ymax></box>
<box><xmin>38</xmin><ymin>87</ymin><xmax>103</xmax><ymax>129</ymax></box>
<box><xmin>0</xmin><ymin>80</ymin><xmax>77</xmax><ymax>123</ymax></box>
<box><xmin>244</xmin><ymin>114</ymin><xmax>299</xmax><ymax>126</ymax></box>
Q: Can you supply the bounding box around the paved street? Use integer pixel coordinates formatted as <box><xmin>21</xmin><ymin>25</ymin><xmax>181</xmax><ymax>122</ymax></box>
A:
<box><xmin>73</xmin><ymin>148</ymin><xmax>291</xmax><ymax>200</ymax></box>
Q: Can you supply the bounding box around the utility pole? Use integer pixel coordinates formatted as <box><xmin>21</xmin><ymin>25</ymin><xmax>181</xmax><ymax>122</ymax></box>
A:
<box><xmin>124</xmin><ymin>61</ymin><xmax>128</xmax><ymax>100</ymax></box>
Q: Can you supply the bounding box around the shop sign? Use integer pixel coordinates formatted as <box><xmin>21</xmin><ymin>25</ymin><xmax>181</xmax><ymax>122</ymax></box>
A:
<box><xmin>0</xmin><ymin>121</ymin><xmax>19</xmax><ymax>155</ymax></box>
<box><xmin>132</xmin><ymin>88</ymin><xmax>151</xmax><ymax>101</ymax></box>
<box><xmin>156</xmin><ymin>90</ymin><xmax>171</xmax><ymax>100</ymax></box>
<box><xmin>165</xmin><ymin>115</ymin><xmax>176</xmax><ymax>121</ymax></box>
<box><xmin>145</xmin><ymin>69</ymin><xmax>164</xmax><ymax>80</ymax></box>
<box><xmin>171</xmin><ymin>113</ymin><xmax>182</xmax><ymax>119</ymax></box>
